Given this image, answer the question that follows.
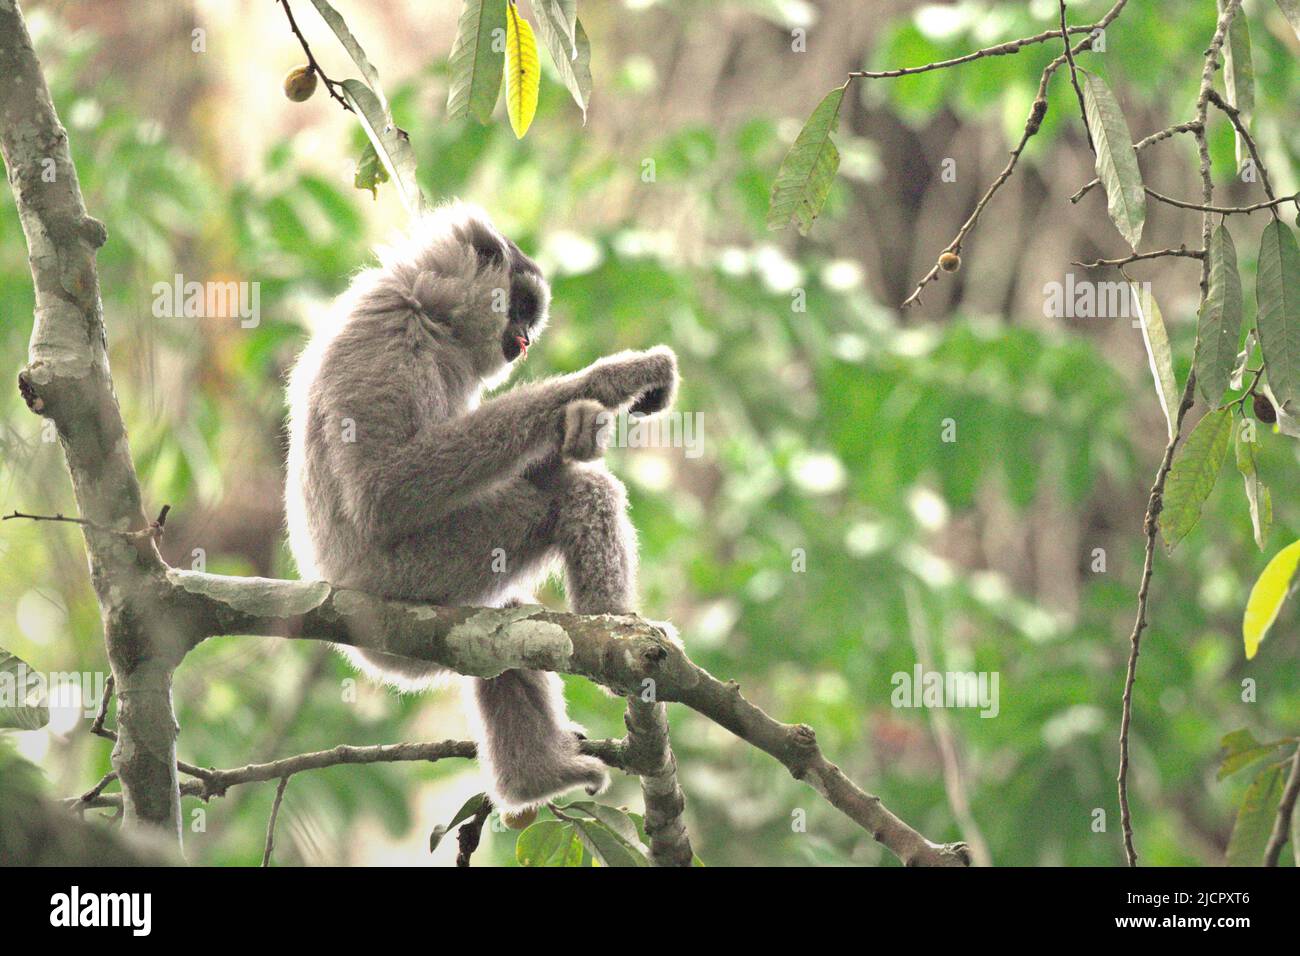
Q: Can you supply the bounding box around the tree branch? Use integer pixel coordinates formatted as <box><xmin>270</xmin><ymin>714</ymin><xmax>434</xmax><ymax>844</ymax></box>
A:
<box><xmin>1205</xmin><ymin>88</ymin><xmax>1276</xmax><ymax>203</ymax></box>
<box><xmin>260</xmin><ymin>776</ymin><xmax>290</xmax><ymax>867</ymax></box>
<box><xmin>187</xmin><ymin>740</ymin><xmax>480</xmax><ymax>800</ymax></box>
<box><xmin>163</xmin><ymin>571</ymin><xmax>969</xmax><ymax>866</ymax></box>
<box><xmin>846</xmin><ymin>24</ymin><xmax>1100</xmax><ymax>80</ymax></box>
<box><xmin>622</xmin><ymin>698</ymin><xmax>694</xmax><ymax>867</ymax></box>
<box><xmin>1072</xmin><ymin>246</ymin><xmax>1205</xmax><ymax>269</ymax></box>
<box><xmin>1143</xmin><ymin>188</ymin><xmax>1299</xmax><ymax>217</ymax></box>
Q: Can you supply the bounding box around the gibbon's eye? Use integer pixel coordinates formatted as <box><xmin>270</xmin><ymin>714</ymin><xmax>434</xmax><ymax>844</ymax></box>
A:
<box><xmin>509</xmin><ymin>280</ymin><xmax>539</xmax><ymax>329</ymax></box>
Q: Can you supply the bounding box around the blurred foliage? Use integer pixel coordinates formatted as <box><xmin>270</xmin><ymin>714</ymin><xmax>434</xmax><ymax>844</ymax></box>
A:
<box><xmin>1</xmin><ymin>0</ymin><xmax>1298</xmax><ymax>867</ymax></box>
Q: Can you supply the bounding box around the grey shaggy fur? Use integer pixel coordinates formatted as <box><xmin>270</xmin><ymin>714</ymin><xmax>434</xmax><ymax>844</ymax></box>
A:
<box><xmin>285</xmin><ymin>201</ymin><xmax>678</xmax><ymax>810</ymax></box>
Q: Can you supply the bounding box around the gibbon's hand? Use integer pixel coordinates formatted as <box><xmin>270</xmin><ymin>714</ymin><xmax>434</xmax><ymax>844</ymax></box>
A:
<box><xmin>562</xmin><ymin>399</ymin><xmax>612</xmax><ymax>462</ymax></box>
<box><xmin>584</xmin><ymin>346</ymin><xmax>678</xmax><ymax>415</ymax></box>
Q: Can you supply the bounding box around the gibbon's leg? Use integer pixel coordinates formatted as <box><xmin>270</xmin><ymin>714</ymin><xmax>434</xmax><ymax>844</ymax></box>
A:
<box><xmin>470</xmin><ymin>465</ymin><xmax>639</xmax><ymax>808</ymax></box>
<box><xmin>414</xmin><ymin>476</ymin><xmax>613</xmax><ymax>810</ymax></box>
<box><xmin>549</xmin><ymin>464</ymin><xmax>638</xmax><ymax>616</ymax></box>
<box><xmin>470</xmin><ymin>663</ymin><xmax>608</xmax><ymax>811</ymax></box>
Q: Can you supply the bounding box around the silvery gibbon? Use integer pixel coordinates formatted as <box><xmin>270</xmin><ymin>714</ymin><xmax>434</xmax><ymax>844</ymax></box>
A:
<box><xmin>285</xmin><ymin>202</ymin><xmax>679</xmax><ymax>810</ymax></box>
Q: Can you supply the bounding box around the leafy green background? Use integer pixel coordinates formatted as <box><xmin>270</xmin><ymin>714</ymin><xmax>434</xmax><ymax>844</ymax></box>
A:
<box><xmin>1</xmin><ymin>0</ymin><xmax>1298</xmax><ymax>866</ymax></box>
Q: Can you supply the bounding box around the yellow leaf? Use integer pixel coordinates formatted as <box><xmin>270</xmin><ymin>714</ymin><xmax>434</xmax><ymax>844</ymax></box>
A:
<box><xmin>1243</xmin><ymin>538</ymin><xmax>1300</xmax><ymax>659</ymax></box>
<box><xmin>505</xmin><ymin>3</ymin><xmax>539</xmax><ymax>139</ymax></box>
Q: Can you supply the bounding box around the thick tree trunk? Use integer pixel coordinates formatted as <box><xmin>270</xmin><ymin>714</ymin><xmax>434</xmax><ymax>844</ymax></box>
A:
<box><xmin>0</xmin><ymin>0</ymin><xmax>183</xmax><ymax>845</ymax></box>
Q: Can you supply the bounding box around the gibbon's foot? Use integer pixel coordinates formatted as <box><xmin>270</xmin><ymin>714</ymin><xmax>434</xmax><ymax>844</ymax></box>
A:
<box><xmin>562</xmin><ymin>399</ymin><xmax>612</xmax><ymax>462</ymax></box>
<box><xmin>494</xmin><ymin>752</ymin><xmax>610</xmax><ymax>811</ymax></box>
<box><xmin>473</xmin><ymin>669</ymin><xmax>610</xmax><ymax>811</ymax></box>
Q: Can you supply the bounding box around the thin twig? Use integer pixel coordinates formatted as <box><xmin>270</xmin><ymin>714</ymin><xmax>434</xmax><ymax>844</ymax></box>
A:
<box><xmin>846</xmin><ymin>24</ymin><xmax>1099</xmax><ymax>79</ymax></box>
<box><xmin>276</xmin><ymin>0</ymin><xmax>351</xmax><ymax>112</ymax></box>
<box><xmin>1060</xmin><ymin>1</ymin><xmax>1094</xmax><ymax>152</ymax></box>
<box><xmin>1073</xmin><ymin>246</ymin><xmax>1206</xmax><ymax>269</ymax></box>
<box><xmin>1144</xmin><ymin>188</ymin><xmax>1300</xmax><ymax>216</ymax></box>
<box><xmin>261</xmin><ymin>775</ymin><xmax>290</xmax><ymax>867</ymax></box>
<box><xmin>1227</xmin><ymin>367</ymin><xmax>1266</xmax><ymax>411</ymax></box>
<box><xmin>1263</xmin><ymin>745</ymin><xmax>1300</xmax><ymax>866</ymax></box>
<box><xmin>90</xmin><ymin>674</ymin><xmax>115</xmax><ymax>738</ymax></box>
<box><xmin>3</xmin><ymin>505</ymin><xmax>170</xmax><ymax>546</ymax></box>
<box><xmin>1206</xmin><ymin>89</ymin><xmax>1276</xmax><ymax>204</ymax></box>
<box><xmin>68</xmin><ymin>738</ymin><xmax>622</xmax><ymax>809</ymax></box>
<box><xmin>1117</xmin><ymin>0</ymin><xmax>1244</xmax><ymax>869</ymax></box>
<box><xmin>68</xmin><ymin>771</ymin><xmax>119</xmax><ymax>815</ymax></box>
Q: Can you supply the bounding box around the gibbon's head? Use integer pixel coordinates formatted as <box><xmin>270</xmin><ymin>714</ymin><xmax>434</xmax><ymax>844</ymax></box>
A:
<box><xmin>369</xmin><ymin>200</ymin><xmax>550</xmax><ymax>381</ymax></box>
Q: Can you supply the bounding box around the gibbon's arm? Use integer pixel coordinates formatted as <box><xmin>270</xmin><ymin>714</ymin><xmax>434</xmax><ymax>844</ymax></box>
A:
<box><xmin>355</xmin><ymin>347</ymin><xmax>677</xmax><ymax>537</ymax></box>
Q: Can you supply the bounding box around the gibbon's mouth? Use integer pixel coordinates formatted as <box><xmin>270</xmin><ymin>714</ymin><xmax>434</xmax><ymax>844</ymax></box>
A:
<box><xmin>502</xmin><ymin>330</ymin><xmax>530</xmax><ymax>363</ymax></box>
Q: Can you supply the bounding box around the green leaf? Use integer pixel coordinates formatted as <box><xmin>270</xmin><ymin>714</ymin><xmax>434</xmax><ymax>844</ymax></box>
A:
<box><xmin>447</xmin><ymin>0</ymin><xmax>507</xmax><ymax>124</ymax></box>
<box><xmin>766</xmin><ymin>84</ymin><xmax>846</xmax><ymax>235</ymax></box>
<box><xmin>1275</xmin><ymin>0</ymin><xmax>1300</xmax><ymax>41</ymax></box>
<box><xmin>1194</xmin><ymin>224</ymin><xmax>1244</xmax><ymax>406</ymax></box>
<box><xmin>353</xmin><ymin>141</ymin><xmax>388</xmax><ymax>198</ymax></box>
<box><xmin>1257</xmin><ymin>220</ymin><xmax>1300</xmax><ymax>414</ymax></box>
<box><xmin>1226</xmin><ymin>760</ymin><xmax>1287</xmax><ymax>866</ymax></box>
<box><xmin>572</xmin><ymin>819</ymin><xmax>647</xmax><ymax>867</ymax></box>
<box><xmin>1218</xmin><ymin>728</ymin><xmax>1286</xmax><ymax>780</ymax></box>
<box><xmin>0</xmin><ymin>649</ymin><xmax>49</xmax><ymax>731</ymax></box>
<box><xmin>533</xmin><ymin>8</ymin><xmax>593</xmax><ymax>119</ymax></box>
<box><xmin>1234</xmin><ymin>419</ymin><xmax>1272</xmax><ymax>551</ymax></box>
<box><xmin>309</xmin><ymin>0</ymin><xmax>390</xmax><ymax>113</ymax></box>
<box><xmin>339</xmin><ymin>79</ymin><xmax>425</xmax><ymax>215</ymax></box>
<box><xmin>1243</xmin><ymin>538</ymin><xmax>1300</xmax><ymax>659</ymax></box>
<box><xmin>1131</xmin><ymin>283</ymin><xmax>1179</xmax><ymax>440</ymax></box>
<box><xmin>1081</xmin><ymin>70</ymin><xmax>1145</xmax><ymax>251</ymax></box>
<box><xmin>515</xmin><ymin>819</ymin><xmax>582</xmax><ymax>866</ymax></box>
<box><xmin>504</xmin><ymin>2</ymin><xmax>541</xmax><ymax>139</ymax></box>
<box><xmin>1221</xmin><ymin>0</ymin><xmax>1255</xmax><ymax>168</ymax></box>
<box><xmin>1160</xmin><ymin>408</ymin><xmax>1232</xmax><ymax>553</ymax></box>
<box><xmin>429</xmin><ymin>791</ymin><xmax>487</xmax><ymax>853</ymax></box>
<box><xmin>563</xmin><ymin>801</ymin><xmax>649</xmax><ymax>854</ymax></box>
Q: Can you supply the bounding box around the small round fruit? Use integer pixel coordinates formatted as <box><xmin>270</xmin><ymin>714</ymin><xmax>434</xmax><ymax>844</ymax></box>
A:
<box><xmin>1253</xmin><ymin>392</ymin><xmax>1277</xmax><ymax>424</ymax></box>
<box><xmin>938</xmin><ymin>252</ymin><xmax>961</xmax><ymax>273</ymax></box>
<box><xmin>502</xmin><ymin>807</ymin><xmax>538</xmax><ymax>830</ymax></box>
<box><xmin>283</xmin><ymin>65</ymin><xmax>318</xmax><ymax>103</ymax></box>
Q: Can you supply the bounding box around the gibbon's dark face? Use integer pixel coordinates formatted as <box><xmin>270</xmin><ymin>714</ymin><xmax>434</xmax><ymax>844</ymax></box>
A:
<box><xmin>500</xmin><ymin>238</ymin><xmax>548</xmax><ymax>364</ymax></box>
